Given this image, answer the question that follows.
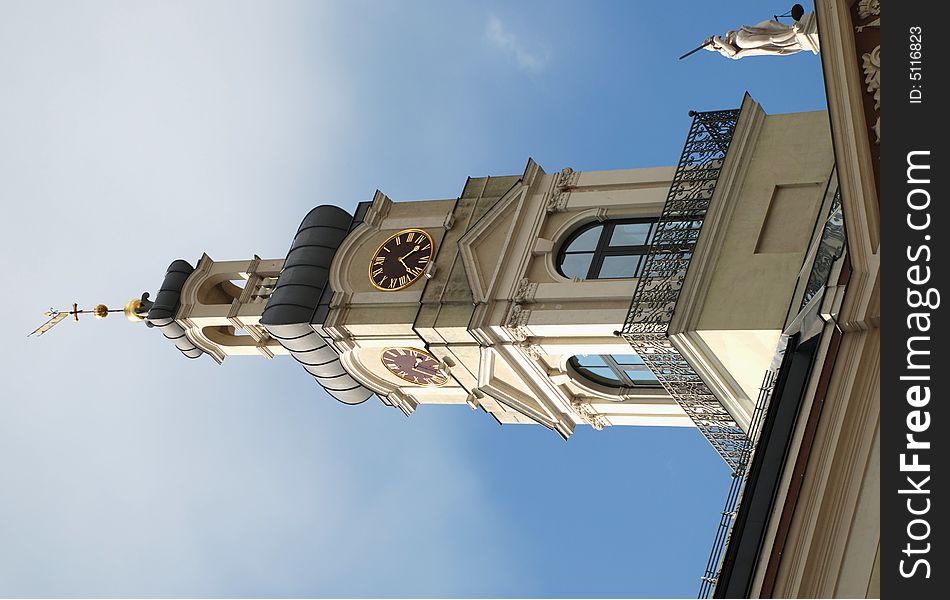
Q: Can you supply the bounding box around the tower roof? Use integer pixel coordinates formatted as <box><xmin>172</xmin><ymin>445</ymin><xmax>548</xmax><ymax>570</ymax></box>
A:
<box><xmin>260</xmin><ymin>205</ymin><xmax>372</xmax><ymax>405</ymax></box>
<box><xmin>147</xmin><ymin>259</ymin><xmax>204</xmax><ymax>359</ymax></box>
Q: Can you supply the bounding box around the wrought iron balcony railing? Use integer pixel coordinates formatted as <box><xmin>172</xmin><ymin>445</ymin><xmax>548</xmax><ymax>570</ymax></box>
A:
<box><xmin>620</xmin><ymin>107</ymin><xmax>747</xmax><ymax>471</ymax></box>
<box><xmin>800</xmin><ymin>187</ymin><xmax>845</xmax><ymax>310</ymax></box>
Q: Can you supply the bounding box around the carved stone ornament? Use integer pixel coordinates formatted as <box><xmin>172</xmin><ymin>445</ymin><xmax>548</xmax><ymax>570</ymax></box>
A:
<box><xmin>557</xmin><ymin>167</ymin><xmax>577</xmax><ymax>186</ymax></box>
<box><xmin>503</xmin><ymin>303</ymin><xmax>532</xmax><ymax>342</ymax></box>
<box><xmin>857</xmin><ymin>0</ymin><xmax>880</xmax><ymax>18</ymax></box>
<box><xmin>512</xmin><ymin>278</ymin><xmax>539</xmax><ymax>304</ymax></box>
<box><xmin>862</xmin><ymin>45</ymin><xmax>881</xmax><ymax>143</ymax></box>
<box><xmin>545</xmin><ymin>167</ymin><xmax>580</xmax><ymax>213</ymax></box>
<box><xmin>514</xmin><ymin>339</ymin><xmax>543</xmax><ymax>360</ymax></box>
<box><xmin>862</xmin><ymin>46</ymin><xmax>880</xmax><ymax>109</ymax></box>
<box><xmin>571</xmin><ymin>400</ymin><xmax>608</xmax><ymax>430</ymax></box>
<box><xmin>856</xmin><ymin>0</ymin><xmax>880</xmax><ymax>31</ymax></box>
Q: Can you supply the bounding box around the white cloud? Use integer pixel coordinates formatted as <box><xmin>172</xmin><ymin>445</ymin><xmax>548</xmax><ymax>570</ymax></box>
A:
<box><xmin>485</xmin><ymin>14</ymin><xmax>548</xmax><ymax>73</ymax></box>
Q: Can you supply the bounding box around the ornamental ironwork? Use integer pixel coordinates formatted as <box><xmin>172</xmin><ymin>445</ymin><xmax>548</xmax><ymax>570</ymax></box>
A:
<box><xmin>800</xmin><ymin>187</ymin><xmax>845</xmax><ymax>310</ymax></box>
<box><xmin>621</xmin><ymin>107</ymin><xmax>746</xmax><ymax>471</ymax></box>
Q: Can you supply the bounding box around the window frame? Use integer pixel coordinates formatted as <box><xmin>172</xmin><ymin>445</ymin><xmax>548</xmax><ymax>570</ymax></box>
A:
<box><xmin>568</xmin><ymin>354</ymin><xmax>662</xmax><ymax>389</ymax></box>
<box><xmin>556</xmin><ymin>217</ymin><xmax>658</xmax><ymax>280</ymax></box>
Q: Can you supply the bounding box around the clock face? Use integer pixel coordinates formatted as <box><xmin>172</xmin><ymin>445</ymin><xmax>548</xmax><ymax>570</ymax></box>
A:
<box><xmin>369</xmin><ymin>229</ymin><xmax>434</xmax><ymax>291</ymax></box>
<box><xmin>380</xmin><ymin>347</ymin><xmax>448</xmax><ymax>386</ymax></box>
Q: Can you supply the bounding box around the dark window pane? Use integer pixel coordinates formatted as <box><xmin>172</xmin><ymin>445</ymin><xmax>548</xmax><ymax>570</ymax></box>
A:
<box><xmin>598</xmin><ymin>255</ymin><xmax>641</xmax><ymax>279</ymax></box>
<box><xmin>610</xmin><ymin>222</ymin><xmax>654</xmax><ymax>246</ymax></box>
<box><xmin>575</xmin><ymin>355</ymin><xmax>606</xmax><ymax>367</ymax></box>
<box><xmin>560</xmin><ymin>253</ymin><xmax>593</xmax><ymax>279</ymax></box>
<box><xmin>566</xmin><ymin>226</ymin><xmax>601</xmax><ymax>252</ymax></box>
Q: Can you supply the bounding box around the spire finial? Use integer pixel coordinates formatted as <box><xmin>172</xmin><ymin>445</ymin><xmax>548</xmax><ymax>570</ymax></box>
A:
<box><xmin>27</xmin><ymin>297</ymin><xmax>150</xmax><ymax>338</ymax></box>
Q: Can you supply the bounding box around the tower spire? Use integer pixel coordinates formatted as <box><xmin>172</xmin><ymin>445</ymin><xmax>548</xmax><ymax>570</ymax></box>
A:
<box><xmin>27</xmin><ymin>295</ymin><xmax>153</xmax><ymax>337</ymax></box>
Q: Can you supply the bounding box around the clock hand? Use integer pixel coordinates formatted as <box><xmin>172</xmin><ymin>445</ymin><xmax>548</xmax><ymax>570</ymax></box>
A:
<box><xmin>397</xmin><ymin>245</ymin><xmax>424</xmax><ymax>274</ymax></box>
<box><xmin>398</xmin><ymin>245</ymin><xmax>422</xmax><ymax>261</ymax></box>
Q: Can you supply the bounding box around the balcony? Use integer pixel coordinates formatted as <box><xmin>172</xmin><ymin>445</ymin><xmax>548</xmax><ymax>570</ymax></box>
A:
<box><xmin>620</xmin><ymin>104</ymin><xmax>747</xmax><ymax>470</ymax></box>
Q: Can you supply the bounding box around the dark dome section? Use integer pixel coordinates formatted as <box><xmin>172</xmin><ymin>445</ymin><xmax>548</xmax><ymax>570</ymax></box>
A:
<box><xmin>263</xmin><ymin>324</ymin><xmax>373</xmax><ymax>405</ymax></box>
<box><xmin>261</xmin><ymin>205</ymin><xmax>352</xmax><ymax>326</ymax></box>
<box><xmin>261</xmin><ymin>205</ymin><xmax>373</xmax><ymax>405</ymax></box>
<box><xmin>147</xmin><ymin>259</ymin><xmax>204</xmax><ymax>359</ymax></box>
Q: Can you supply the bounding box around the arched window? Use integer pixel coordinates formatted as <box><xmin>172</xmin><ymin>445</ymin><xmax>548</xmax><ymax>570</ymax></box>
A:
<box><xmin>557</xmin><ymin>218</ymin><xmax>658</xmax><ymax>280</ymax></box>
<box><xmin>202</xmin><ymin>325</ymin><xmax>257</xmax><ymax>347</ymax></box>
<box><xmin>197</xmin><ymin>277</ymin><xmax>246</xmax><ymax>305</ymax></box>
<box><xmin>569</xmin><ymin>354</ymin><xmax>661</xmax><ymax>388</ymax></box>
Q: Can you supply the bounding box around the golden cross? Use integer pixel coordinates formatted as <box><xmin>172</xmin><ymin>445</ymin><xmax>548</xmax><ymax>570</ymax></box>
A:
<box><xmin>27</xmin><ymin>302</ymin><xmax>122</xmax><ymax>337</ymax></box>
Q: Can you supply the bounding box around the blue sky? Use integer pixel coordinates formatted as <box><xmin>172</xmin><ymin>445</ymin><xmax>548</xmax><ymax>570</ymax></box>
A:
<box><xmin>0</xmin><ymin>1</ymin><xmax>827</xmax><ymax>597</ymax></box>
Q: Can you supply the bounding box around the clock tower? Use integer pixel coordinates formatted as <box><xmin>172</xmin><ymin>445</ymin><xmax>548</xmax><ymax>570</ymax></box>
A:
<box><xmin>133</xmin><ymin>95</ymin><xmax>837</xmax><ymax>460</ymax></box>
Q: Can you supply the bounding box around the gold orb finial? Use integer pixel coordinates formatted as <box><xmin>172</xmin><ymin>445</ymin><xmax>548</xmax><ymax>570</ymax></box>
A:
<box><xmin>93</xmin><ymin>304</ymin><xmax>110</xmax><ymax>319</ymax></box>
<box><xmin>124</xmin><ymin>299</ymin><xmax>145</xmax><ymax>322</ymax></box>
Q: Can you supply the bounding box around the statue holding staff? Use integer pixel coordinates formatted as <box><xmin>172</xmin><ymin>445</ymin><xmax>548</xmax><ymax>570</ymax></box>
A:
<box><xmin>681</xmin><ymin>7</ymin><xmax>819</xmax><ymax>60</ymax></box>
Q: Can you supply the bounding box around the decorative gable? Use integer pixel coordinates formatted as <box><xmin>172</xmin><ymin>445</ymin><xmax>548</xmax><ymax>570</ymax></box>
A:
<box><xmin>457</xmin><ymin>159</ymin><xmax>543</xmax><ymax>304</ymax></box>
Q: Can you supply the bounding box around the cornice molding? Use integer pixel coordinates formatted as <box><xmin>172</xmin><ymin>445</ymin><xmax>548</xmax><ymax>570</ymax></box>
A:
<box><xmin>177</xmin><ymin>318</ymin><xmax>226</xmax><ymax>364</ymax></box>
<box><xmin>815</xmin><ymin>0</ymin><xmax>880</xmax><ymax>334</ymax></box>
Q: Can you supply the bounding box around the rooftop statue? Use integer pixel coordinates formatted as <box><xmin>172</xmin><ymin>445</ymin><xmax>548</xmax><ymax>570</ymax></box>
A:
<box><xmin>679</xmin><ymin>7</ymin><xmax>819</xmax><ymax>61</ymax></box>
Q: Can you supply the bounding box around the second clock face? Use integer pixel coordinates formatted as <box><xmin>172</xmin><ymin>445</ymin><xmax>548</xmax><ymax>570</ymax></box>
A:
<box><xmin>381</xmin><ymin>347</ymin><xmax>448</xmax><ymax>386</ymax></box>
<box><xmin>369</xmin><ymin>229</ymin><xmax>434</xmax><ymax>291</ymax></box>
